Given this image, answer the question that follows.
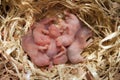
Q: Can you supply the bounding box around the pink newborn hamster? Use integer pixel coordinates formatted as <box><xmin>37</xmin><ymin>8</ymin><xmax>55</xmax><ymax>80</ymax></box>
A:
<box><xmin>56</xmin><ymin>11</ymin><xmax>81</xmax><ymax>47</ymax></box>
<box><xmin>21</xmin><ymin>11</ymin><xmax>93</xmax><ymax>67</ymax></box>
<box><xmin>67</xmin><ymin>26</ymin><xmax>93</xmax><ymax>63</ymax></box>
<box><xmin>48</xmin><ymin>24</ymin><xmax>61</xmax><ymax>38</ymax></box>
<box><xmin>46</xmin><ymin>39</ymin><xmax>58</xmax><ymax>59</ymax></box>
<box><xmin>21</xmin><ymin>31</ymin><xmax>50</xmax><ymax>67</ymax></box>
<box><xmin>32</xmin><ymin>18</ymin><xmax>56</xmax><ymax>46</ymax></box>
<box><xmin>53</xmin><ymin>46</ymin><xmax>68</xmax><ymax>64</ymax></box>
<box><xmin>33</xmin><ymin>23</ymin><xmax>50</xmax><ymax>46</ymax></box>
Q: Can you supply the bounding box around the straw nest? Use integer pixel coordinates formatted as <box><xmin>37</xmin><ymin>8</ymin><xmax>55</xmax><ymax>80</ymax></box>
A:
<box><xmin>0</xmin><ymin>0</ymin><xmax>120</xmax><ymax>80</ymax></box>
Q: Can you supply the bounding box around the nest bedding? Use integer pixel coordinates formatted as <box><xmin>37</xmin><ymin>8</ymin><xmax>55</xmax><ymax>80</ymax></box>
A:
<box><xmin>0</xmin><ymin>0</ymin><xmax>120</xmax><ymax>80</ymax></box>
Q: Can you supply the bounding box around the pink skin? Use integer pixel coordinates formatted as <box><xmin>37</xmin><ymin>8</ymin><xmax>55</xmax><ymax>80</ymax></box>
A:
<box><xmin>53</xmin><ymin>46</ymin><xmax>68</xmax><ymax>64</ymax></box>
<box><xmin>53</xmin><ymin>54</ymin><xmax>68</xmax><ymax>64</ymax></box>
<box><xmin>46</xmin><ymin>39</ymin><xmax>68</xmax><ymax>65</ymax></box>
<box><xmin>48</xmin><ymin>24</ymin><xmax>61</xmax><ymax>38</ymax></box>
<box><xmin>67</xmin><ymin>27</ymin><xmax>93</xmax><ymax>63</ymax></box>
<box><xmin>21</xmin><ymin>12</ymin><xmax>93</xmax><ymax>67</ymax></box>
<box><xmin>46</xmin><ymin>39</ymin><xmax>58</xmax><ymax>59</ymax></box>
<box><xmin>22</xmin><ymin>17</ymin><xmax>68</xmax><ymax>67</ymax></box>
<box><xmin>32</xmin><ymin>18</ymin><xmax>56</xmax><ymax>46</ymax></box>
<box><xmin>21</xmin><ymin>31</ymin><xmax>50</xmax><ymax>67</ymax></box>
<box><xmin>33</xmin><ymin>24</ymin><xmax>50</xmax><ymax>46</ymax></box>
<box><xmin>56</xmin><ymin>11</ymin><xmax>81</xmax><ymax>47</ymax></box>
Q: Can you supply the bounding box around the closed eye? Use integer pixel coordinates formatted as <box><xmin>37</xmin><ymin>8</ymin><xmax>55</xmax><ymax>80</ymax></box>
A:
<box><xmin>86</xmin><ymin>37</ymin><xmax>91</xmax><ymax>42</ymax></box>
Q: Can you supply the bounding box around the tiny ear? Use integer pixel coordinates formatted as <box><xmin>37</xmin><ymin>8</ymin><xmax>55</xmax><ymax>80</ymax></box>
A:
<box><xmin>86</xmin><ymin>37</ymin><xmax>92</xmax><ymax>42</ymax></box>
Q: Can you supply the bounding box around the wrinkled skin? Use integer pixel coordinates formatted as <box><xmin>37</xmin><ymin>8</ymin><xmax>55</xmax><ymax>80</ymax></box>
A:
<box><xmin>32</xmin><ymin>18</ymin><xmax>56</xmax><ymax>46</ymax></box>
<box><xmin>46</xmin><ymin>39</ymin><xmax>58</xmax><ymax>59</ymax></box>
<box><xmin>21</xmin><ymin>11</ymin><xmax>93</xmax><ymax>67</ymax></box>
<box><xmin>48</xmin><ymin>24</ymin><xmax>61</xmax><ymax>38</ymax></box>
<box><xmin>21</xmin><ymin>31</ymin><xmax>50</xmax><ymax>66</ymax></box>
<box><xmin>46</xmin><ymin>39</ymin><xmax>68</xmax><ymax>64</ymax></box>
<box><xmin>67</xmin><ymin>27</ymin><xmax>93</xmax><ymax>63</ymax></box>
<box><xmin>53</xmin><ymin>46</ymin><xmax>68</xmax><ymax>64</ymax></box>
<box><xmin>33</xmin><ymin>24</ymin><xmax>50</xmax><ymax>46</ymax></box>
<box><xmin>56</xmin><ymin>11</ymin><xmax>81</xmax><ymax>47</ymax></box>
<box><xmin>22</xmin><ymin>17</ymin><xmax>68</xmax><ymax>67</ymax></box>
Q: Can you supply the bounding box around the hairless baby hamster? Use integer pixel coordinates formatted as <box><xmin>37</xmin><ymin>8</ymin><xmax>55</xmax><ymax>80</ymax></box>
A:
<box><xmin>67</xmin><ymin>26</ymin><xmax>93</xmax><ymax>63</ymax></box>
<box><xmin>32</xmin><ymin>18</ymin><xmax>56</xmax><ymax>46</ymax></box>
<box><xmin>56</xmin><ymin>11</ymin><xmax>81</xmax><ymax>47</ymax></box>
<box><xmin>21</xmin><ymin>31</ymin><xmax>50</xmax><ymax>66</ymax></box>
<box><xmin>21</xmin><ymin>11</ymin><xmax>93</xmax><ymax>67</ymax></box>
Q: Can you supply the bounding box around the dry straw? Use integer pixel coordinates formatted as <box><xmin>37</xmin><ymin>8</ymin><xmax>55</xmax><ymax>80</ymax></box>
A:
<box><xmin>0</xmin><ymin>0</ymin><xmax>120</xmax><ymax>80</ymax></box>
